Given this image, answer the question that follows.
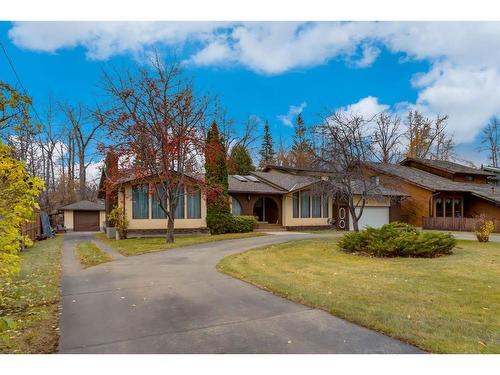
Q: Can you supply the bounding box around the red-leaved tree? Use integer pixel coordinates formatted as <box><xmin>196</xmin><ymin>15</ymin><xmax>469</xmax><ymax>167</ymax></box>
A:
<box><xmin>98</xmin><ymin>55</ymin><xmax>212</xmax><ymax>243</ymax></box>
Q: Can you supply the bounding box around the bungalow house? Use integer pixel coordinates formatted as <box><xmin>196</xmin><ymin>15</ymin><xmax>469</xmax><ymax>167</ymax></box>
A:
<box><xmin>98</xmin><ymin>161</ymin><xmax>405</xmax><ymax>234</ymax></box>
<box><xmin>365</xmin><ymin>157</ymin><xmax>500</xmax><ymax>231</ymax></box>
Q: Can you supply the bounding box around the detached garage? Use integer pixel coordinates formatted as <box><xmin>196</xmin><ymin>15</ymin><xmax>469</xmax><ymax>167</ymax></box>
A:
<box><xmin>60</xmin><ymin>200</ymin><xmax>106</xmax><ymax>232</ymax></box>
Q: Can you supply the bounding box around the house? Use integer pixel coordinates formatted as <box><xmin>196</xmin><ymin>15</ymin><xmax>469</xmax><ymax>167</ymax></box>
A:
<box><xmin>60</xmin><ymin>200</ymin><xmax>106</xmax><ymax>232</ymax></box>
<box><xmin>98</xmin><ymin>160</ymin><xmax>405</xmax><ymax>234</ymax></box>
<box><xmin>228</xmin><ymin>165</ymin><xmax>406</xmax><ymax>231</ymax></box>
<box><xmin>365</xmin><ymin>157</ymin><xmax>500</xmax><ymax>231</ymax></box>
<box><xmin>482</xmin><ymin>165</ymin><xmax>500</xmax><ymax>186</ymax></box>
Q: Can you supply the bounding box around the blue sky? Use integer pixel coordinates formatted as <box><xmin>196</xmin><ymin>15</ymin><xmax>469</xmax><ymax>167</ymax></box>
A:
<box><xmin>1</xmin><ymin>21</ymin><xmax>499</xmax><ymax>167</ymax></box>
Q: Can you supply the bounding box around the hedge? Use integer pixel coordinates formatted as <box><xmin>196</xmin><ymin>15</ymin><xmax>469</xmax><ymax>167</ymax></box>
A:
<box><xmin>207</xmin><ymin>209</ymin><xmax>256</xmax><ymax>235</ymax></box>
<box><xmin>338</xmin><ymin>222</ymin><xmax>456</xmax><ymax>258</ymax></box>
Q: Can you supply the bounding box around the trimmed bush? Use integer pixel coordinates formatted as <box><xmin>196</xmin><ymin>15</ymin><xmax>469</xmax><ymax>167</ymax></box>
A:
<box><xmin>207</xmin><ymin>210</ymin><xmax>256</xmax><ymax>235</ymax></box>
<box><xmin>338</xmin><ymin>222</ymin><xmax>456</xmax><ymax>258</ymax></box>
<box><xmin>231</xmin><ymin>216</ymin><xmax>257</xmax><ymax>233</ymax></box>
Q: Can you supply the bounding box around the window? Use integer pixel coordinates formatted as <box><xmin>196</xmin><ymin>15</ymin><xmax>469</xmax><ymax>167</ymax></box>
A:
<box><xmin>445</xmin><ymin>197</ymin><xmax>453</xmax><ymax>217</ymax></box>
<box><xmin>370</xmin><ymin>175</ymin><xmax>380</xmax><ymax>186</ymax></box>
<box><xmin>435</xmin><ymin>197</ymin><xmax>443</xmax><ymax>217</ymax></box>
<box><xmin>292</xmin><ymin>192</ymin><xmax>299</xmax><ymax>218</ymax></box>
<box><xmin>312</xmin><ymin>194</ymin><xmax>321</xmax><ymax>218</ymax></box>
<box><xmin>465</xmin><ymin>175</ymin><xmax>474</xmax><ymax>182</ymax></box>
<box><xmin>152</xmin><ymin>184</ymin><xmax>167</xmax><ymax>219</ymax></box>
<box><xmin>231</xmin><ymin>197</ymin><xmax>242</xmax><ymax>216</ymax></box>
<box><xmin>187</xmin><ymin>188</ymin><xmax>201</xmax><ymax>219</ymax></box>
<box><xmin>174</xmin><ymin>185</ymin><xmax>185</xmax><ymax>219</ymax></box>
<box><xmin>453</xmin><ymin>198</ymin><xmax>462</xmax><ymax>218</ymax></box>
<box><xmin>132</xmin><ymin>184</ymin><xmax>149</xmax><ymax>219</ymax></box>
<box><xmin>322</xmin><ymin>193</ymin><xmax>329</xmax><ymax>218</ymax></box>
<box><xmin>300</xmin><ymin>190</ymin><xmax>311</xmax><ymax>218</ymax></box>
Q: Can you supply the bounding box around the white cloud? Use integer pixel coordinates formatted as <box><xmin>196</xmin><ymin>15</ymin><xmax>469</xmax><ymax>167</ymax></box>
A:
<box><xmin>277</xmin><ymin>101</ymin><xmax>307</xmax><ymax>127</ymax></box>
<box><xmin>8</xmin><ymin>21</ymin><xmax>500</xmax><ymax>147</ymax></box>
<box><xmin>341</xmin><ymin>96</ymin><xmax>389</xmax><ymax>119</ymax></box>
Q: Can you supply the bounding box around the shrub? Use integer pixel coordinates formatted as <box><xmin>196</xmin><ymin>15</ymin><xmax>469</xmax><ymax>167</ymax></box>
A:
<box><xmin>474</xmin><ymin>214</ymin><xmax>494</xmax><ymax>242</ymax></box>
<box><xmin>230</xmin><ymin>216</ymin><xmax>257</xmax><ymax>233</ymax></box>
<box><xmin>207</xmin><ymin>208</ymin><xmax>256</xmax><ymax>235</ymax></box>
<box><xmin>338</xmin><ymin>222</ymin><xmax>456</xmax><ymax>258</ymax></box>
<box><xmin>107</xmin><ymin>207</ymin><xmax>129</xmax><ymax>239</ymax></box>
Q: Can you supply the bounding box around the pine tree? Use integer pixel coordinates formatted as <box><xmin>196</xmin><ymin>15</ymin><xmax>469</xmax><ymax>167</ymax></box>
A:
<box><xmin>290</xmin><ymin>113</ymin><xmax>314</xmax><ymax>168</ymax></box>
<box><xmin>259</xmin><ymin>121</ymin><xmax>275</xmax><ymax>169</ymax></box>
<box><xmin>229</xmin><ymin>144</ymin><xmax>255</xmax><ymax>175</ymax></box>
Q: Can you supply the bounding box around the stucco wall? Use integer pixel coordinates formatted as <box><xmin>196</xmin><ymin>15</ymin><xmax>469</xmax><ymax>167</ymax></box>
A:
<box><xmin>281</xmin><ymin>192</ymin><xmax>332</xmax><ymax>227</ymax></box>
<box><xmin>119</xmin><ymin>184</ymin><xmax>207</xmax><ymax>230</ymax></box>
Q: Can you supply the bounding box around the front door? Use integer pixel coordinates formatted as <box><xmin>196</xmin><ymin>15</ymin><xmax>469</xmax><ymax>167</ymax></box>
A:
<box><xmin>333</xmin><ymin>205</ymin><xmax>349</xmax><ymax>231</ymax></box>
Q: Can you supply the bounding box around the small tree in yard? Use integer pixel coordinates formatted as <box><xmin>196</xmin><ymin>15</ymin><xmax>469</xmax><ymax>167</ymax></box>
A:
<box><xmin>315</xmin><ymin>110</ymin><xmax>383</xmax><ymax>232</ymax></box>
<box><xmin>99</xmin><ymin>55</ymin><xmax>211</xmax><ymax>243</ymax></box>
<box><xmin>205</xmin><ymin>121</ymin><xmax>232</xmax><ymax>234</ymax></box>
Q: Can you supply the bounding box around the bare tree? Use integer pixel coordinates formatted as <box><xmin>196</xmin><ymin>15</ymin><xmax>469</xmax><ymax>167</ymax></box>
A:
<box><xmin>404</xmin><ymin>110</ymin><xmax>454</xmax><ymax>160</ymax></box>
<box><xmin>60</xmin><ymin>103</ymin><xmax>104</xmax><ymax>200</ymax></box>
<box><xmin>315</xmin><ymin>111</ymin><xmax>383</xmax><ymax>231</ymax></box>
<box><xmin>480</xmin><ymin>118</ymin><xmax>500</xmax><ymax>167</ymax></box>
<box><xmin>99</xmin><ymin>54</ymin><xmax>212</xmax><ymax>242</ymax></box>
<box><xmin>372</xmin><ymin>111</ymin><xmax>403</xmax><ymax>163</ymax></box>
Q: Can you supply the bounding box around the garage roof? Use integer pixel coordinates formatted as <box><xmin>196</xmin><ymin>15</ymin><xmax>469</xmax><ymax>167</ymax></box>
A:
<box><xmin>60</xmin><ymin>200</ymin><xmax>105</xmax><ymax>211</ymax></box>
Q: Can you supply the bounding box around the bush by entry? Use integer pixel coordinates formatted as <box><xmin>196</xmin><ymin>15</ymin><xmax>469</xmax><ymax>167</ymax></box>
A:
<box><xmin>338</xmin><ymin>222</ymin><xmax>456</xmax><ymax>257</ymax></box>
<box><xmin>218</xmin><ymin>238</ymin><xmax>500</xmax><ymax>353</ymax></box>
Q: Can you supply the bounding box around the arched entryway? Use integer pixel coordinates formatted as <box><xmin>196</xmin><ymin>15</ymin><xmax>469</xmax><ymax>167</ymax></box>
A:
<box><xmin>253</xmin><ymin>197</ymin><xmax>280</xmax><ymax>224</ymax></box>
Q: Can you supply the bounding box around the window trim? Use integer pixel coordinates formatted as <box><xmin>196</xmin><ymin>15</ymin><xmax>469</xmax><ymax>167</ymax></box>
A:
<box><xmin>132</xmin><ymin>184</ymin><xmax>150</xmax><ymax>220</ymax></box>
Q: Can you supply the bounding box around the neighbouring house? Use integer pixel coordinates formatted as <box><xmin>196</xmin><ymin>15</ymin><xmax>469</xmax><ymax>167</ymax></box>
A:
<box><xmin>60</xmin><ymin>200</ymin><xmax>106</xmax><ymax>232</ymax></box>
<box><xmin>365</xmin><ymin>157</ymin><xmax>500</xmax><ymax>232</ymax></box>
<box><xmin>482</xmin><ymin>165</ymin><xmax>500</xmax><ymax>186</ymax></box>
<box><xmin>228</xmin><ymin>165</ymin><xmax>406</xmax><ymax>231</ymax></box>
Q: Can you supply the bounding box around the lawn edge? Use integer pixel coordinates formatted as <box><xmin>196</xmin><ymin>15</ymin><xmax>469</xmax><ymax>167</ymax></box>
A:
<box><xmin>216</xmin><ymin>241</ymin><xmax>431</xmax><ymax>354</ymax></box>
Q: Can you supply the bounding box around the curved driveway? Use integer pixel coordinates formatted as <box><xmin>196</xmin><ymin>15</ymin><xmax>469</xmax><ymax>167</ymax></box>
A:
<box><xmin>59</xmin><ymin>232</ymin><xmax>422</xmax><ymax>353</ymax></box>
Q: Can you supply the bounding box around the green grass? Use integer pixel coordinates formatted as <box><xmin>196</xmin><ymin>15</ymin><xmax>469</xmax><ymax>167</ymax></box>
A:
<box><xmin>218</xmin><ymin>238</ymin><xmax>500</xmax><ymax>353</ymax></box>
<box><xmin>0</xmin><ymin>236</ymin><xmax>63</xmax><ymax>353</ymax></box>
<box><xmin>75</xmin><ymin>241</ymin><xmax>112</xmax><ymax>268</ymax></box>
<box><xmin>95</xmin><ymin>231</ymin><xmax>266</xmax><ymax>256</ymax></box>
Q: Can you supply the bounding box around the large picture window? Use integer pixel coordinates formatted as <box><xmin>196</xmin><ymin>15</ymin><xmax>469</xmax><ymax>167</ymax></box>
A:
<box><xmin>322</xmin><ymin>193</ymin><xmax>329</xmax><ymax>218</ymax></box>
<box><xmin>231</xmin><ymin>197</ymin><xmax>242</xmax><ymax>216</ymax></box>
<box><xmin>132</xmin><ymin>184</ymin><xmax>149</xmax><ymax>219</ymax></box>
<box><xmin>300</xmin><ymin>190</ymin><xmax>311</xmax><ymax>218</ymax></box>
<box><xmin>174</xmin><ymin>185</ymin><xmax>185</xmax><ymax>219</ymax></box>
<box><xmin>312</xmin><ymin>194</ymin><xmax>322</xmax><ymax>218</ymax></box>
<box><xmin>187</xmin><ymin>189</ymin><xmax>202</xmax><ymax>219</ymax></box>
<box><xmin>292</xmin><ymin>192</ymin><xmax>299</xmax><ymax>218</ymax></box>
<box><xmin>152</xmin><ymin>184</ymin><xmax>167</xmax><ymax>219</ymax></box>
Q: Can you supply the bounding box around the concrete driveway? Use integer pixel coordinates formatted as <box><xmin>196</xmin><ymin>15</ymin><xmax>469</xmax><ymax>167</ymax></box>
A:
<box><xmin>59</xmin><ymin>232</ymin><xmax>423</xmax><ymax>353</ymax></box>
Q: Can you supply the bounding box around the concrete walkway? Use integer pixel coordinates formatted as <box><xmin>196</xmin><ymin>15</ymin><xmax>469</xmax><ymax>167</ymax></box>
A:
<box><xmin>59</xmin><ymin>232</ymin><xmax>423</xmax><ymax>354</ymax></box>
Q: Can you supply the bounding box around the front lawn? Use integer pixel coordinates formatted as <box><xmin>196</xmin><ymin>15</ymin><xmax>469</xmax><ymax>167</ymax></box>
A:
<box><xmin>76</xmin><ymin>241</ymin><xmax>112</xmax><ymax>268</ymax></box>
<box><xmin>0</xmin><ymin>236</ymin><xmax>63</xmax><ymax>353</ymax></box>
<box><xmin>96</xmin><ymin>231</ymin><xmax>265</xmax><ymax>256</ymax></box>
<box><xmin>217</xmin><ymin>238</ymin><xmax>500</xmax><ymax>353</ymax></box>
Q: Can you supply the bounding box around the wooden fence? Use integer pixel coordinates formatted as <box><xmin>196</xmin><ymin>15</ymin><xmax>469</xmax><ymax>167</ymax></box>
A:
<box><xmin>21</xmin><ymin>211</ymin><xmax>41</xmax><ymax>241</ymax></box>
<box><xmin>422</xmin><ymin>216</ymin><xmax>500</xmax><ymax>232</ymax></box>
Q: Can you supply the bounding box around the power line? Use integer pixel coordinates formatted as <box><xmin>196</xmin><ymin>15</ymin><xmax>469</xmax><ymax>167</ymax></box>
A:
<box><xmin>0</xmin><ymin>40</ymin><xmax>45</xmax><ymax>126</ymax></box>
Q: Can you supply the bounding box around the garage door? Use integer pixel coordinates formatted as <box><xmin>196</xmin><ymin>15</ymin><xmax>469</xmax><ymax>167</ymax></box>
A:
<box><xmin>74</xmin><ymin>211</ymin><xmax>100</xmax><ymax>231</ymax></box>
<box><xmin>350</xmin><ymin>207</ymin><xmax>390</xmax><ymax>230</ymax></box>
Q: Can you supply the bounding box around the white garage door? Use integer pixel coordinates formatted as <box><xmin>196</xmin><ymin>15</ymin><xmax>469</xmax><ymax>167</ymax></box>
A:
<box><xmin>349</xmin><ymin>207</ymin><xmax>390</xmax><ymax>230</ymax></box>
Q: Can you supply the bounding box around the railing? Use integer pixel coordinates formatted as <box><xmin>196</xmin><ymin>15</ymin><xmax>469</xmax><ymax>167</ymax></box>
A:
<box><xmin>422</xmin><ymin>216</ymin><xmax>500</xmax><ymax>232</ymax></box>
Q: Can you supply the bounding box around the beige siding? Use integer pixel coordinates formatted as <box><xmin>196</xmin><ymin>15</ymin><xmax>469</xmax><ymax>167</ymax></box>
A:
<box><xmin>119</xmin><ymin>184</ymin><xmax>207</xmax><ymax>230</ymax></box>
<box><xmin>99</xmin><ymin>211</ymin><xmax>106</xmax><ymax>230</ymax></box>
<box><xmin>64</xmin><ymin>210</ymin><xmax>74</xmax><ymax>230</ymax></box>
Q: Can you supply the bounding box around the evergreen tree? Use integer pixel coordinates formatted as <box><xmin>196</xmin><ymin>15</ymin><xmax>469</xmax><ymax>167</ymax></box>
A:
<box><xmin>204</xmin><ymin>121</ymin><xmax>229</xmax><ymax>201</ymax></box>
<box><xmin>229</xmin><ymin>144</ymin><xmax>255</xmax><ymax>175</ymax></box>
<box><xmin>259</xmin><ymin>121</ymin><xmax>275</xmax><ymax>169</ymax></box>
<box><xmin>291</xmin><ymin>113</ymin><xmax>314</xmax><ymax>168</ymax></box>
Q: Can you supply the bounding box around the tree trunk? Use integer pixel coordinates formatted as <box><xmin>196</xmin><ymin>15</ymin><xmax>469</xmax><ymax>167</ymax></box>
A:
<box><xmin>166</xmin><ymin>216</ymin><xmax>175</xmax><ymax>243</ymax></box>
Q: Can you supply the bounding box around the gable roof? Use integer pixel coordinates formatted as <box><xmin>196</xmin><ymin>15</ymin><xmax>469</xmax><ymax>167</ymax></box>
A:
<box><xmin>401</xmin><ymin>157</ymin><xmax>494</xmax><ymax>176</ymax></box>
<box><xmin>368</xmin><ymin>162</ymin><xmax>500</xmax><ymax>205</ymax></box>
<box><xmin>60</xmin><ymin>200</ymin><xmax>105</xmax><ymax>211</ymax></box>
<box><xmin>228</xmin><ymin>175</ymin><xmax>285</xmax><ymax>194</ymax></box>
<box><xmin>251</xmin><ymin>171</ymin><xmax>319</xmax><ymax>192</ymax></box>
